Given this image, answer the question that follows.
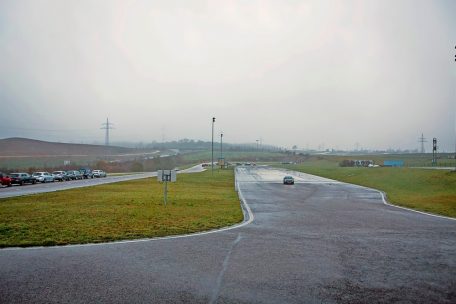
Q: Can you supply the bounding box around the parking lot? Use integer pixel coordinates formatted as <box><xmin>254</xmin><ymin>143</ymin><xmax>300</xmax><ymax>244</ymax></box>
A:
<box><xmin>0</xmin><ymin>172</ymin><xmax>156</xmax><ymax>199</ymax></box>
<box><xmin>0</xmin><ymin>165</ymin><xmax>203</xmax><ymax>199</ymax></box>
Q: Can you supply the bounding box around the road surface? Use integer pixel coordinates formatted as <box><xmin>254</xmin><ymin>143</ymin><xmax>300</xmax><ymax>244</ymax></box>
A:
<box><xmin>0</xmin><ymin>165</ymin><xmax>204</xmax><ymax>199</ymax></box>
<box><xmin>0</xmin><ymin>166</ymin><xmax>455</xmax><ymax>303</ymax></box>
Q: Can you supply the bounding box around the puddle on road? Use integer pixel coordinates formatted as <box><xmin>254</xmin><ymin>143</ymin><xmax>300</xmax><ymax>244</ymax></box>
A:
<box><xmin>236</xmin><ymin>167</ymin><xmax>338</xmax><ymax>184</ymax></box>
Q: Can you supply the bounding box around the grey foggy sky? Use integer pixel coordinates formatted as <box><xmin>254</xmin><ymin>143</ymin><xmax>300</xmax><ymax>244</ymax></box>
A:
<box><xmin>0</xmin><ymin>0</ymin><xmax>455</xmax><ymax>151</ymax></box>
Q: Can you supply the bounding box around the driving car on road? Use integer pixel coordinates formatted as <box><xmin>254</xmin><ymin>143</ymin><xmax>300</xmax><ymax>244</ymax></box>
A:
<box><xmin>92</xmin><ymin>170</ymin><xmax>107</xmax><ymax>178</ymax></box>
<box><xmin>32</xmin><ymin>172</ymin><xmax>54</xmax><ymax>183</ymax></box>
<box><xmin>0</xmin><ymin>172</ymin><xmax>12</xmax><ymax>187</ymax></box>
<box><xmin>52</xmin><ymin>171</ymin><xmax>69</xmax><ymax>182</ymax></box>
<box><xmin>9</xmin><ymin>173</ymin><xmax>36</xmax><ymax>185</ymax></box>
<box><xmin>283</xmin><ymin>176</ymin><xmax>295</xmax><ymax>185</ymax></box>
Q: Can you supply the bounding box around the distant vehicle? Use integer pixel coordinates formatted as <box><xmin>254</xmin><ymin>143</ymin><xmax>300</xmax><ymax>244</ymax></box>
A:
<box><xmin>0</xmin><ymin>172</ymin><xmax>12</xmax><ymax>187</ymax></box>
<box><xmin>92</xmin><ymin>170</ymin><xmax>107</xmax><ymax>178</ymax></box>
<box><xmin>73</xmin><ymin>170</ymin><xmax>83</xmax><ymax>180</ymax></box>
<box><xmin>79</xmin><ymin>168</ymin><xmax>93</xmax><ymax>179</ymax></box>
<box><xmin>65</xmin><ymin>171</ymin><xmax>76</xmax><ymax>180</ymax></box>
<box><xmin>9</xmin><ymin>173</ymin><xmax>36</xmax><ymax>185</ymax></box>
<box><xmin>32</xmin><ymin>172</ymin><xmax>54</xmax><ymax>183</ymax></box>
<box><xmin>283</xmin><ymin>176</ymin><xmax>295</xmax><ymax>185</ymax></box>
<box><xmin>52</xmin><ymin>171</ymin><xmax>69</xmax><ymax>181</ymax></box>
<box><xmin>65</xmin><ymin>170</ymin><xmax>83</xmax><ymax>180</ymax></box>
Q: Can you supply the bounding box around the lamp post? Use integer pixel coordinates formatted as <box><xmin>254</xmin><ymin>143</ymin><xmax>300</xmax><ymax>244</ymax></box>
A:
<box><xmin>212</xmin><ymin>117</ymin><xmax>215</xmax><ymax>175</ymax></box>
<box><xmin>220</xmin><ymin>132</ymin><xmax>223</xmax><ymax>169</ymax></box>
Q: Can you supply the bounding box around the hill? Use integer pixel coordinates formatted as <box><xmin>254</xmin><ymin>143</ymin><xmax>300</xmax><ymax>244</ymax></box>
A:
<box><xmin>0</xmin><ymin>138</ymin><xmax>135</xmax><ymax>157</ymax></box>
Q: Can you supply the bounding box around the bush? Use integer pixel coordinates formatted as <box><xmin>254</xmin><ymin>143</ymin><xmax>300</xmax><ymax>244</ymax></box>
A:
<box><xmin>130</xmin><ymin>162</ymin><xmax>144</xmax><ymax>172</ymax></box>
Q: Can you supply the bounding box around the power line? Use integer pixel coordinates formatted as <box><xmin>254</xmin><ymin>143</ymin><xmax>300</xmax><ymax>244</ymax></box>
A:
<box><xmin>418</xmin><ymin>133</ymin><xmax>427</xmax><ymax>154</ymax></box>
<box><xmin>100</xmin><ymin>118</ymin><xmax>114</xmax><ymax>146</ymax></box>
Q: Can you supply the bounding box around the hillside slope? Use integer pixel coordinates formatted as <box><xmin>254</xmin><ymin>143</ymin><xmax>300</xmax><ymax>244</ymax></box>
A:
<box><xmin>0</xmin><ymin>138</ymin><xmax>134</xmax><ymax>157</ymax></box>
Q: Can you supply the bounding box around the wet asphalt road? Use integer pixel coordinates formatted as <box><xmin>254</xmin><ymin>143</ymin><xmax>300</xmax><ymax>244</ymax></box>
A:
<box><xmin>0</xmin><ymin>166</ymin><xmax>455</xmax><ymax>303</ymax></box>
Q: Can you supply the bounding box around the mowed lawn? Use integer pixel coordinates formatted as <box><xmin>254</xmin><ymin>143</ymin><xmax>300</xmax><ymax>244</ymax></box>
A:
<box><xmin>277</xmin><ymin>164</ymin><xmax>456</xmax><ymax>218</ymax></box>
<box><xmin>0</xmin><ymin>169</ymin><xmax>243</xmax><ymax>247</ymax></box>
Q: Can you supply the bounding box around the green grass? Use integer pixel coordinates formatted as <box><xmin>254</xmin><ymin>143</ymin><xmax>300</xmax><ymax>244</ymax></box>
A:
<box><xmin>0</xmin><ymin>169</ymin><xmax>243</xmax><ymax>248</ymax></box>
<box><xmin>276</xmin><ymin>161</ymin><xmax>456</xmax><ymax>218</ymax></box>
<box><xmin>107</xmin><ymin>172</ymin><xmax>137</xmax><ymax>176</ymax></box>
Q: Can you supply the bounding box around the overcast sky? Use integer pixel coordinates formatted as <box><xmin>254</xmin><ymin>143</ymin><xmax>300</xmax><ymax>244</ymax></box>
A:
<box><xmin>0</xmin><ymin>0</ymin><xmax>455</xmax><ymax>151</ymax></box>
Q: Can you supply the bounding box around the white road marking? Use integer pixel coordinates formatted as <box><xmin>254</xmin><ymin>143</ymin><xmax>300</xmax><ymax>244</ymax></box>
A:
<box><xmin>210</xmin><ymin>233</ymin><xmax>243</xmax><ymax>304</ymax></box>
<box><xmin>374</xmin><ymin>187</ymin><xmax>456</xmax><ymax>221</ymax></box>
<box><xmin>262</xmin><ymin>166</ymin><xmax>456</xmax><ymax>221</ymax></box>
<box><xmin>4</xmin><ymin>166</ymin><xmax>452</xmax><ymax>251</ymax></box>
<box><xmin>0</xmin><ymin>169</ymin><xmax>254</xmax><ymax>251</ymax></box>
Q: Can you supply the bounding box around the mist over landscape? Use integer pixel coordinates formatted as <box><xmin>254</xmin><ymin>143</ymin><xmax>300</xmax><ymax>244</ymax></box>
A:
<box><xmin>0</xmin><ymin>0</ymin><xmax>455</xmax><ymax>152</ymax></box>
<box><xmin>1</xmin><ymin>3</ymin><xmax>456</xmax><ymax>304</ymax></box>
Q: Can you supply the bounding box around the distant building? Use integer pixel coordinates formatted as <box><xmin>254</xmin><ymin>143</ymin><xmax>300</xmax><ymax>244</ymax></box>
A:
<box><xmin>339</xmin><ymin>160</ymin><xmax>374</xmax><ymax>167</ymax></box>
<box><xmin>383</xmin><ymin>160</ymin><xmax>404</xmax><ymax>167</ymax></box>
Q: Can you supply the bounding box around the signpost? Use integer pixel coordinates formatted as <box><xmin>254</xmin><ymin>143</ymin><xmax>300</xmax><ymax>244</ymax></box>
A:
<box><xmin>157</xmin><ymin>170</ymin><xmax>177</xmax><ymax>205</ymax></box>
<box><xmin>218</xmin><ymin>157</ymin><xmax>225</xmax><ymax>169</ymax></box>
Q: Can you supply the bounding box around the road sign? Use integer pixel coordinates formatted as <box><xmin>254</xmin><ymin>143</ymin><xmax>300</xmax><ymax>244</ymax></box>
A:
<box><xmin>157</xmin><ymin>170</ymin><xmax>176</xmax><ymax>182</ymax></box>
<box><xmin>157</xmin><ymin>170</ymin><xmax>176</xmax><ymax>205</ymax></box>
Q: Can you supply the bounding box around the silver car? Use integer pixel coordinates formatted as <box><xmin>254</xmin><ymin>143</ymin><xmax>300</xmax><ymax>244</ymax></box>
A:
<box><xmin>92</xmin><ymin>170</ymin><xmax>107</xmax><ymax>178</ymax></box>
<box><xmin>52</xmin><ymin>171</ymin><xmax>69</xmax><ymax>181</ymax></box>
<box><xmin>32</xmin><ymin>172</ymin><xmax>54</xmax><ymax>183</ymax></box>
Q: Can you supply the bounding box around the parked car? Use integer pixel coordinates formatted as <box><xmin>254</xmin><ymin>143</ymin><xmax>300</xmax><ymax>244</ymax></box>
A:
<box><xmin>9</xmin><ymin>173</ymin><xmax>36</xmax><ymax>185</ymax></box>
<box><xmin>0</xmin><ymin>172</ymin><xmax>12</xmax><ymax>187</ymax></box>
<box><xmin>76</xmin><ymin>171</ymin><xmax>84</xmax><ymax>180</ymax></box>
<box><xmin>79</xmin><ymin>168</ymin><xmax>93</xmax><ymax>179</ymax></box>
<box><xmin>71</xmin><ymin>170</ymin><xmax>83</xmax><ymax>180</ymax></box>
<box><xmin>32</xmin><ymin>172</ymin><xmax>54</xmax><ymax>183</ymax></box>
<box><xmin>52</xmin><ymin>171</ymin><xmax>69</xmax><ymax>181</ymax></box>
<box><xmin>65</xmin><ymin>170</ymin><xmax>76</xmax><ymax>180</ymax></box>
<box><xmin>283</xmin><ymin>176</ymin><xmax>295</xmax><ymax>185</ymax></box>
<box><xmin>92</xmin><ymin>170</ymin><xmax>107</xmax><ymax>178</ymax></box>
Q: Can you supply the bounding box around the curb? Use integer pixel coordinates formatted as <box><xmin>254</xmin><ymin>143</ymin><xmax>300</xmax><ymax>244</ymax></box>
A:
<box><xmin>1</xmin><ymin>169</ymin><xmax>254</xmax><ymax>251</ymax></box>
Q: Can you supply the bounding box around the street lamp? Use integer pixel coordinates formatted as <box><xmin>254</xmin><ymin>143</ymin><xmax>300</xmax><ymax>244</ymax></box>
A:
<box><xmin>212</xmin><ymin>117</ymin><xmax>215</xmax><ymax>175</ymax></box>
<box><xmin>220</xmin><ymin>132</ymin><xmax>223</xmax><ymax>169</ymax></box>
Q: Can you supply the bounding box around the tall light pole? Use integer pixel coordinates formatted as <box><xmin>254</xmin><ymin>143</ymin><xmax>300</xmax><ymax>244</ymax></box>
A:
<box><xmin>220</xmin><ymin>132</ymin><xmax>223</xmax><ymax>169</ymax></box>
<box><xmin>212</xmin><ymin>117</ymin><xmax>215</xmax><ymax>175</ymax></box>
<box><xmin>451</xmin><ymin>45</ymin><xmax>456</xmax><ymax>170</ymax></box>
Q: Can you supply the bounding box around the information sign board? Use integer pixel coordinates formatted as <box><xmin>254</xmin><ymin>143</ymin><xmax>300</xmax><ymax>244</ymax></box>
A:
<box><xmin>157</xmin><ymin>170</ymin><xmax>177</xmax><ymax>182</ymax></box>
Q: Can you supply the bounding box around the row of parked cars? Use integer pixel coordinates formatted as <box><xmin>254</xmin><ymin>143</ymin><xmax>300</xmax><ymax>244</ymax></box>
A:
<box><xmin>0</xmin><ymin>168</ymin><xmax>107</xmax><ymax>187</ymax></box>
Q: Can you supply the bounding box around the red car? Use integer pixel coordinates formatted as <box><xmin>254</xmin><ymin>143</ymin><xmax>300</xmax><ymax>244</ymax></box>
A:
<box><xmin>0</xmin><ymin>172</ymin><xmax>12</xmax><ymax>187</ymax></box>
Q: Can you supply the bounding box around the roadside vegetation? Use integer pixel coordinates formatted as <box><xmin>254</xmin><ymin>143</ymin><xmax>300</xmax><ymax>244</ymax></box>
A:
<box><xmin>0</xmin><ymin>169</ymin><xmax>243</xmax><ymax>248</ymax></box>
<box><xmin>275</xmin><ymin>159</ymin><xmax>456</xmax><ymax>218</ymax></box>
<box><xmin>181</xmin><ymin>150</ymin><xmax>288</xmax><ymax>163</ymax></box>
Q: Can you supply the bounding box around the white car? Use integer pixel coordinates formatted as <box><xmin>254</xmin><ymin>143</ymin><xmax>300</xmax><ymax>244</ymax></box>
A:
<box><xmin>32</xmin><ymin>172</ymin><xmax>54</xmax><ymax>183</ymax></box>
<box><xmin>92</xmin><ymin>170</ymin><xmax>107</xmax><ymax>178</ymax></box>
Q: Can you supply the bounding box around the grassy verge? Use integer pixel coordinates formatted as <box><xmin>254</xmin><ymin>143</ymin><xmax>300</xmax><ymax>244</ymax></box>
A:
<box><xmin>107</xmin><ymin>172</ymin><xmax>136</xmax><ymax>176</ymax></box>
<box><xmin>275</xmin><ymin>163</ymin><xmax>456</xmax><ymax>218</ymax></box>
<box><xmin>0</xmin><ymin>169</ymin><xmax>243</xmax><ymax>248</ymax></box>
